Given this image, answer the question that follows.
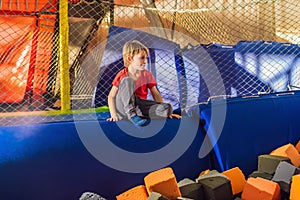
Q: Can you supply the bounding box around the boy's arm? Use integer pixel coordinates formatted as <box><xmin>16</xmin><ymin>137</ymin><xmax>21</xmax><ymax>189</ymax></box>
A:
<box><xmin>149</xmin><ymin>86</ymin><xmax>163</xmax><ymax>102</ymax></box>
<box><xmin>107</xmin><ymin>86</ymin><xmax>119</xmax><ymax>121</ymax></box>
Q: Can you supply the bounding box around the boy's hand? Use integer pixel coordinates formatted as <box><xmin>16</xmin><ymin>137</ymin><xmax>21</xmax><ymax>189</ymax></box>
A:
<box><xmin>169</xmin><ymin>113</ymin><xmax>181</xmax><ymax>119</ymax></box>
<box><xmin>107</xmin><ymin>117</ymin><xmax>119</xmax><ymax>122</ymax></box>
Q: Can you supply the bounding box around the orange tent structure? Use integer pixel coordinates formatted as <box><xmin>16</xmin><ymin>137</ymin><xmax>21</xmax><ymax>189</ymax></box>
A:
<box><xmin>0</xmin><ymin>0</ymin><xmax>57</xmax><ymax>105</ymax></box>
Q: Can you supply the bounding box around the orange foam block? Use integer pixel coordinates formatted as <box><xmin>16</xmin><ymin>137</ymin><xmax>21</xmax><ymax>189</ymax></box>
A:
<box><xmin>199</xmin><ymin>169</ymin><xmax>211</xmax><ymax>176</ymax></box>
<box><xmin>222</xmin><ymin>167</ymin><xmax>246</xmax><ymax>195</ymax></box>
<box><xmin>290</xmin><ymin>174</ymin><xmax>300</xmax><ymax>200</ymax></box>
<box><xmin>241</xmin><ymin>177</ymin><xmax>280</xmax><ymax>200</ymax></box>
<box><xmin>116</xmin><ymin>185</ymin><xmax>148</xmax><ymax>200</ymax></box>
<box><xmin>144</xmin><ymin>167</ymin><xmax>181</xmax><ymax>199</ymax></box>
<box><xmin>270</xmin><ymin>143</ymin><xmax>300</xmax><ymax>167</ymax></box>
<box><xmin>295</xmin><ymin>141</ymin><xmax>300</xmax><ymax>153</ymax></box>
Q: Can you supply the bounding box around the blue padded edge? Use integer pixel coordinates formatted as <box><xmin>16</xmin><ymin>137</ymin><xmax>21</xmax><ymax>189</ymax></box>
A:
<box><xmin>199</xmin><ymin>91</ymin><xmax>300</xmax><ymax>175</ymax></box>
<box><xmin>0</xmin><ymin>116</ymin><xmax>209</xmax><ymax>200</ymax></box>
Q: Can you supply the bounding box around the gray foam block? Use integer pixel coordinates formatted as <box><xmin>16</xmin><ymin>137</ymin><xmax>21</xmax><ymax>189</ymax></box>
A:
<box><xmin>272</xmin><ymin>161</ymin><xmax>296</xmax><ymax>194</ymax></box>
<box><xmin>234</xmin><ymin>197</ymin><xmax>242</xmax><ymax>200</ymax></box>
<box><xmin>79</xmin><ymin>192</ymin><xmax>107</xmax><ymax>200</ymax></box>
<box><xmin>248</xmin><ymin>171</ymin><xmax>273</xmax><ymax>180</ymax></box>
<box><xmin>294</xmin><ymin>167</ymin><xmax>300</xmax><ymax>175</ymax></box>
<box><xmin>178</xmin><ymin>178</ymin><xmax>204</xmax><ymax>200</ymax></box>
<box><xmin>276</xmin><ymin>181</ymin><xmax>291</xmax><ymax>194</ymax></box>
<box><xmin>196</xmin><ymin>170</ymin><xmax>229</xmax><ymax>181</ymax></box>
<box><xmin>147</xmin><ymin>192</ymin><xmax>169</xmax><ymax>200</ymax></box>
<box><xmin>258</xmin><ymin>155</ymin><xmax>291</xmax><ymax>174</ymax></box>
<box><xmin>196</xmin><ymin>170</ymin><xmax>232</xmax><ymax>200</ymax></box>
<box><xmin>272</xmin><ymin>161</ymin><xmax>296</xmax><ymax>184</ymax></box>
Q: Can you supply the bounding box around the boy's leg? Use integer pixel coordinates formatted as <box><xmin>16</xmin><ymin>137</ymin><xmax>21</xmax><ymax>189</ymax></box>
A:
<box><xmin>115</xmin><ymin>77</ymin><xmax>137</xmax><ymax>119</ymax></box>
<box><xmin>115</xmin><ymin>78</ymin><xmax>146</xmax><ymax>126</ymax></box>
<box><xmin>136</xmin><ymin>98</ymin><xmax>172</xmax><ymax>119</ymax></box>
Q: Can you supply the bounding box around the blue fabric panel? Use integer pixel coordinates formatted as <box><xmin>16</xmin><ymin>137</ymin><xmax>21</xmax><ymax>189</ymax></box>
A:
<box><xmin>174</xmin><ymin>48</ymin><xmax>187</xmax><ymax>109</ymax></box>
<box><xmin>235</xmin><ymin>40</ymin><xmax>300</xmax><ymax>55</ymax></box>
<box><xmin>106</xmin><ymin>26</ymin><xmax>179</xmax><ymax>53</ymax></box>
<box><xmin>153</xmin><ymin>49</ymin><xmax>181</xmax><ymax>109</ymax></box>
<box><xmin>199</xmin><ymin>91</ymin><xmax>300</xmax><ymax>176</ymax></box>
<box><xmin>0</xmin><ymin>116</ymin><xmax>209</xmax><ymax>200</ymax></box>
<box><xmin>94</xmin><ymin>58</ymin><xmax>124</xmax><ymax>107</ymax></box>
<box><xmin>235</xmin><ymin>41</ymin><xmax>300</xmax><ymax>92</ymax></box>
<box><xmin>182</xmin><ymin>44</ymin><xmax>270</xmax><ymax>103</ymax></box>
<box><xmin>204</xmin><ymin>44</ymin><xmax>240</xmax><ymax>98</ymax></box>
<box><xmin>148</xmin><ymin>48</ymin><xmax>156</xmax><ymax>76</ymax></box>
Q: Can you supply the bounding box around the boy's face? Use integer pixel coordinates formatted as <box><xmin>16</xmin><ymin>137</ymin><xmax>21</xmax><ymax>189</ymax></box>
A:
<box><xmin>129</xmin><ymin>50</ymin><xmax>148</xmax><ymax>71</ymax></box>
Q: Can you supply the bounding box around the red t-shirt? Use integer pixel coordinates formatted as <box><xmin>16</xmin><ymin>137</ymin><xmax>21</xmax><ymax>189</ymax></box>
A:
<box><xmin>112</xmin><ymin>68</ymin><xmax>157</xmax><ymax>99</ymax></box>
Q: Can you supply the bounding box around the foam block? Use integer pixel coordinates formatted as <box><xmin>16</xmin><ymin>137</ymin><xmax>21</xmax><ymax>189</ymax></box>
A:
<box><xmin>199</xmin><ymin>169</ymin><xmax>210</xmax><ymax>176</ymax></box>
<box><xmin>196</xmin><ymin>170</ymin><xmax>227</xmax><ymax>180</ymax></box>
<box><xmin>248</xmin><ymin>171</ymin><xmax>273</xmax><ymax>180</ymax></box>
<box><xmin>222</xmin><ymin>167</ymin><xmax>246</xmax><ymax>195</ymax></box>
<box><xmin>178</xmin><ymin>178</ymin><xmax>204</xmax><ymax>200</ymax></box>
<box><xmin>270</xmin><ymin>143</ymin><xmax>300</xmax><ymax>167</ymax></box>
<box><xmin>116</xmin><ymin>185</ymin><xmax>148</xmax><ymax>200</ymax></box>
<box><xmin>79</xmin><ymin>192</ymin><xmax>107</xmax><ymax>200</ymax></box>
<box><xmin>144</xmin><ymin>167</ymin><xmax>181</xmax><ymax>199</ymax></box>
<box><xmin>295</xmin><ymin>141</ymin><xmax>300</xmax><ymax>153</ymax></box>
<box><xmin>258</xmin><ymin>154</ymin><xmax>291</xmax><ymax>174</ymax></box>
<box><xmin>276</xmin><ymin>181</ymin><xmax>291</xmax><ymax>196</ymax></box>
<box><xmin>290</xmin><ymin>174</ymin><xmax>300</xmax><ymax>200</ymax></box>
<box><xmin>196</xmin><ymin>170</ymin><xmax>232</xmax><ymax>200</ymax></box>
<box><xmin>272</xmin><ymin>161</ymin><xmax>296</xmax><ymax>184</ymax></box>
<box><xmin>272</xmin><ymin>162</ymin><xmax>294</xmax><ymax>194</ymax></box>
<box><xmin>147</xmin><ymin>192</ymin><xmax>168</xmax><ymax>200</ymax></box>
<box><xmin>234</xmin><ymin>197</ymin><xmax>242</xmax><ymax>200</ymax></box>
<box><xmin>241</xmin><ymin>177</ymin><xmax>280</xmax><ymax>200</ymax></box>
<box><xmin>295</xmin><ymin>167</ymin><xmax>300</xmax><ymax>175</ymax></box>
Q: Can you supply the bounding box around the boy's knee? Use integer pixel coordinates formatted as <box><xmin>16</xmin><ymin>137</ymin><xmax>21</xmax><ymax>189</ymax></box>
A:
<box><xmin>162</xmin><ymin>103</ymin><xmax>171</xmax><ymax>111</ymax></box>
<box><xmin>156</xmin><ymin>103</ymin><xmax>172</xmax><ymax>117</ymax></box>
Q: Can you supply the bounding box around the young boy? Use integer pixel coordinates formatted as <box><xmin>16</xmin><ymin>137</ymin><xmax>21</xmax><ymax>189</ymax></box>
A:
<box><xmin>107</xmin><ymin>40</ymin><xmax>181</xmax><ymax>126</ymax></box>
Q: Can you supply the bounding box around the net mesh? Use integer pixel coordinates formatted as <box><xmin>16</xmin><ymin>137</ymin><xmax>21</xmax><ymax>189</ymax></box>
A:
<box><xmin>0</xmin><ymin>0</ymin><xmax>59</xmax><ymax>114</ymax></box>
<box><xmin>1</xmin><ymin>0</ymin><xmax>300</xmax><ymax>124</ymax></box>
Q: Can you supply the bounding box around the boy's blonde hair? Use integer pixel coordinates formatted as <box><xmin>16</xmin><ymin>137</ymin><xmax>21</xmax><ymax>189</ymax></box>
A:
<box><xmin>122</xmin><ymin>40</ymin><xmax>149</xmax><ymax>67</ymax></box>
